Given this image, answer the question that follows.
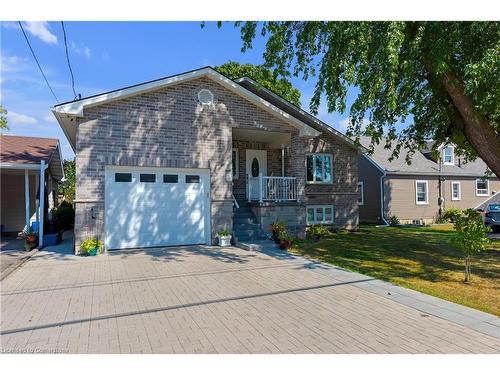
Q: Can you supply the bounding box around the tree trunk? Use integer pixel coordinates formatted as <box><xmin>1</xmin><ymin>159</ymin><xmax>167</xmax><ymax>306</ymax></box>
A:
<box><xmin>439</xmin><ymin>71</ymin><xmax>500</xmax><ymax>178</ymax></box>
<box><xmin>464</xmin><ymin>256</ymin><xmax>471</xmax><ymax>283</ymax></box>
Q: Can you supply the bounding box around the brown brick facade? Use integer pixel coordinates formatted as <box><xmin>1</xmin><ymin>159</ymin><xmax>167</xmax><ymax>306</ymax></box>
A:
<box><xmin>73</xmin><ymin>76</ymin><xmax>359</xmax><ymax>252</ymax></box>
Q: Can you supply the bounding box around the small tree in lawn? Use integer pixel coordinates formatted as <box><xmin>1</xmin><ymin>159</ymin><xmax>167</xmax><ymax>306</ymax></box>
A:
<box><xmin>451</xmin><ymin>209</ymin><xmax>490</xmax><ymax>283</ymax></box>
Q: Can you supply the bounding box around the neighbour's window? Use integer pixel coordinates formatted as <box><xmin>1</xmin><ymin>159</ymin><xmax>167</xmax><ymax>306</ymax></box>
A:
<box><xmin>115</xmin><ymin>173</ymin><xmax>132</xmax><ymax>182</ymax></box>
<box><xmin>232</xmin><ymin>148</ymin><xmax>239</xmax><ymax>180</ymax></box>
<box><xmin>451</xmin><ymin>181</ymin><xmax>461</xmax><ymax>201</ymax></box>
<box><xmin>140</xmin><ymin>174</ymin><xmax>156</xmax><ymax>183</ymax></box>
<box><xmin>358</xmin><ymin>181</ymin><xmax>364</xmax><ymax>206</ymax></box>
<box><xmin>415</xmin><ymin>180</ymin><xmax>428</xmax><ymax>204</ymax></box>
<box><xmin>306</xmin><ymin>205</ymin><xmax>334</xmax><ymax>225</ymax></box>
<box><xmin>186</xmin><ymin>175</ymin><xmax>200</xmax><ymax>183</ymax></box>
<box><xmin>476</xmin><ymin>179</ymin><xmax>489</xmax><ymax>196</ymax></box>
<box><xmin>443</xmin><ymin>146</ymin><xmax>454</xmax><ymax>165</ymax></box>
<box><xmin>306</xmin><ymin>154</ymin><xmax>332</xmax><ymax>183</ymax></box>
<box><xmin>163</xmin><ymin>174</ymin><xmax>178</xmax><ymax>183</ymax></box>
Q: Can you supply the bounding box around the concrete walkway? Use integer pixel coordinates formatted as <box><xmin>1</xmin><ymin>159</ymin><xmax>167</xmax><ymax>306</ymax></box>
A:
<box><xmin>1</xmin><ymin>242</ymin><xmax>499</xmax><ymax>354</ymax></box>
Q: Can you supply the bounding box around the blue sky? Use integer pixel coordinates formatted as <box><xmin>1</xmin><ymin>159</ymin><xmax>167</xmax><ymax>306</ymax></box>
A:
<box><xmin>1</xmin><ymin>21</ymin><xmax>357</xmax><ymax>159</ymax></box>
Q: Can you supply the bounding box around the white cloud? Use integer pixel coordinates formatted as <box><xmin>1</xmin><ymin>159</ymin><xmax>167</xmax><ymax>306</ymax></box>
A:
<box><xmin>7</xmin><ymin>111</ymin><xmax>37</xmax><ymax>125</ymax></box>
<box><xmin>24</xmin><ymin>22</ymin><xmax>58</xmax><ymax>44</ymax></box>
<box><xmin>70</xmin><ymin>41</ymin><xmax>91</xmax><ymax>59</ymax></box>
<box><xmin>1</xmin><ymin>55</ymin><xmax>30</xmax><ymax>73</ymax></box>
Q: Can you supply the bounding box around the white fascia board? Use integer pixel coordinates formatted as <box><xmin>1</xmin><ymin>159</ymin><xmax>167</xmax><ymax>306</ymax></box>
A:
<box><xmin>51</xmin><ymin>67</ymin><xmax>320</xmax><ymax>138</ymax></box>
<box><xmin>1</xmin><ymin>163</ymin><xmax>48</xmax><ymax>170</ymax></box>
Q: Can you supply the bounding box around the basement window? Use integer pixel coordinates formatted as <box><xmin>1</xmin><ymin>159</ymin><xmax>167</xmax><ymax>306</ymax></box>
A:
<box><xmin>140</xmin><ymin>174</ymin><xmax>156</xmax><ymax>183</ymax></box>
<box><xmin>115</xmin><ymin>173</ymin><xmax>132</xmax><ymax>182</ymax></box>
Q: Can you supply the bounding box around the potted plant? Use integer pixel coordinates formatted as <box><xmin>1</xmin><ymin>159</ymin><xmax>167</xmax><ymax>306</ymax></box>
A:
<box><xmin>279</xmin><ymin>233</ymin><xmax>295</xmax><ymax>250</ymax></box>
<box><xmin>23</xmin><ymin>228</ymin><xmax>37</xmax><ymax>251</ymax></box>
<box><xmin>269</xmin><ymin>221</ymin><xmax>286</xmax><ymax>244</ymax></box>
<box><xmin>216</xmin><ymin>229</ymin><xmax>232</xmax><ymax>247</ymax></box>
<box><xmin>80</xmin><ymin>238</ymin><xmax>102</xmax><ymax>256</ymax></box>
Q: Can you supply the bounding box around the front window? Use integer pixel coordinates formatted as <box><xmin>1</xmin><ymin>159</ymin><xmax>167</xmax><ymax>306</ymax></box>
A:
<box><xmin>306</xmin><ymin>154</ymin><xmax>332</xmax><ymax>183</ymax></box>
<box><xmin>476</xmin><ymin>179</ymin><xmax>489</xmax><ymax>196</ymax></box>
<box><xmin>415</xmin><ymin>180</ymin><xmax>428</xmax><ymax>205</ymax></box>
<box><xmin>306</xmin><ymin>205</ymin><xmax>334</xmax><ymax>225</ymax></box>
<box><xmin>358</xmin><ymin>181</ymin><xmax>364</xmax><ymax>205</ymax></box>
<box><xmin>443</xmin><ymin>146</ymin><xmax>454</xmax><ymax>165</ymax></box>
<box><xmin>232</xmin><ymin>148</ymin><xmax>239</xmax><ymax>180</ymax></box>
<box><xmin>451</xmin><ymin>181</ymin><xmax>461</xmax><ymax>201</ymax></box>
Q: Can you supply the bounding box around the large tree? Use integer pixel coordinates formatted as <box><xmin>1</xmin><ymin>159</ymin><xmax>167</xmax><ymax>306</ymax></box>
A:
<box><xmin>215</xmin><ymin>61</ymin><xmax>301</xmax><ymax>107</ymax></box>
<box><xmin>0</xmin><ymin>105</ymin><xmax>8</xmax><ymax>130</ymax></box>
<box><xmin>59</xmin><ymin>158</ymin><xmax>76</xmax><ymax>202</ymax></box>
<box><xmin>230</xmin><ymin>22</ymin><xmax>500</xmax><ymax>175</ymax></box>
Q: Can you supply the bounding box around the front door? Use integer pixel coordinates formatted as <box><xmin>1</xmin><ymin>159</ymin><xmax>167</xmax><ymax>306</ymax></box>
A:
<box><xmin>246</xmin><ymin>150</ymin><xmax>267</xmax><ymax>200</ymax></box>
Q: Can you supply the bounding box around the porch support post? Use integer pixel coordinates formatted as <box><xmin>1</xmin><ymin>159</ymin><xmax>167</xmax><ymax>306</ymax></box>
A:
<box><xmin>24</xmin><ymin>169</ymin><xmax>30</xmax><ymax>230</ymax></box>
<box><xmin>281</xmin><ymin>146</ymin><xmax>285</xmax><ymax>177</ymax></box>
<box><xmin>247</xmin><ymin>174</ymin><xmax>251</xmax><ymax>203</ymax></box>
<box><xmin>38</xmin><ymin>160</ymin><xmax>46</xmax><ymax>247</ymax></box>
<box><xmin>258</xmin><ymin>173</ymin><xmax>263</xmax><ymax>203</ymax></box>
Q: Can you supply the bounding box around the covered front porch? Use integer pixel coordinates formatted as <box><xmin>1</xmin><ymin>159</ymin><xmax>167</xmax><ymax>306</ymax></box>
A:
<box><xmin>232</xmin><ymin>128</ymin><xmax>299</xmax><ymax>204</ymax></box>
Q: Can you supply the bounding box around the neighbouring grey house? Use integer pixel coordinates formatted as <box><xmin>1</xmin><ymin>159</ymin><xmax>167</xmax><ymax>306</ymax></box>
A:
<box><xmin>358</xmin><ymin>136</ymin><xmax>500</xmax><ymax>224</ymax></box>
<box><xmin>0</xmin><ymin>135</ymin><xmax>64</xmax><ymax>246</ymax></box>
<box><xmin>52</xmin><ymin>67</ymin><xmax>362</xmax><ymax>253</ymax></box>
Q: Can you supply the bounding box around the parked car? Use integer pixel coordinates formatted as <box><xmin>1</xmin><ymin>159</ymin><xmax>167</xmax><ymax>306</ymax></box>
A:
<box><xmin>482</xmin><ymin>203</ymin><xmax>500</xmax><ymax>232</ymax></box>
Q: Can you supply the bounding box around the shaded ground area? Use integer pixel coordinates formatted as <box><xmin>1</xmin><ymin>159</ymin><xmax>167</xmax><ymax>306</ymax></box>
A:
<box><xmin>290</xmin><ymin>225</ymin><xmax>500</xmax><ymax>316</ymax></box>
<box><xmin>1</xmin><ymin>242</ymin><xmax>499</xmax><ymax>353</ymax></box>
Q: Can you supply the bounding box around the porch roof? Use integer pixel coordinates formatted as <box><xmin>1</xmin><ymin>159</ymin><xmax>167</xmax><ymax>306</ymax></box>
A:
<box><xmin>0</xmin><ymin>135</ymin><xmax>64</xmax><ymax>180</ymax></box>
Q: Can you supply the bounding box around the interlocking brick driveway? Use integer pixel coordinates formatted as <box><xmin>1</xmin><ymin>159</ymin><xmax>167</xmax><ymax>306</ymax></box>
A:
<box><xmin>1</xmin><ymin>244</ymin><xmax>499</xmax><ymax>354</ymax></box>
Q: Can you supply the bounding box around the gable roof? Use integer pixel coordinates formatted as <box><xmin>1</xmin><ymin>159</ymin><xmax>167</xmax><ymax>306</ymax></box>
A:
<box><xmin>52</xmin><ymin>66</ymin><xmax>325</xmax><ymax>151</ymax></box>
<box><xmin>235</xmin><ymin>77</ymin><xmax>363</xmax><ymax>151</ymax></box>
<box><xmin>0</xmin><ymin>135</ymin><xmax>64</xmax><ymax>180</ymax></box>
<box><xmin>475</xmin><ymin>191</ymin><xmax>500</xmax><ymax>210</ymax></box>
<box><xmin>359</xmin><ymin>136</ymin><xmax>494</xmax><ymax>178</ymax></box>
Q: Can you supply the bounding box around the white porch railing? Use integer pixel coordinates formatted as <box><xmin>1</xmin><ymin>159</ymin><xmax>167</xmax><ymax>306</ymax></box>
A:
<box><xmin>247</xmin><ymin>174</ymin><xmax>297</xmax><ymax>202</ymax></box>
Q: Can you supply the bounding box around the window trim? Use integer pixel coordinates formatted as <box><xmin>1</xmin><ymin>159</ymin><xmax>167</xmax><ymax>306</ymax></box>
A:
<box><xmin>232</xmin><ymin>148</ymin><xmax>239</xmax><ymax>180</ymax></box>
<box><xmin>475</xmin><ymin>178</ymin><xmax>489</xmax><ymax>197</ymax></box>
<box><xmin>305</xmin><ymin>153</ymin><xmax>333</xmax><ymax>184</ymax></box>
<box><xmin>451</xmin><ymin>181</ymin><xmax>461</xmax><ymax>201</ymax></box>
<box><xmin>357</xmin><ymin>181</ymin><xmax>364</xmax><ymax>206</ymax></box>
<box><xmin>442</xmin><ymin>146</ymin><xmax>454</xmax><ymax>165</ymax></box>
<box><xmin>306</xmin><ymin>205</ymin><xmax>335</xmax><ymax>225</ymax></box>
<box><xmin>415</xmin><ymin>180</ymin><xmax>429</xmax><ymax>205</ymax></box>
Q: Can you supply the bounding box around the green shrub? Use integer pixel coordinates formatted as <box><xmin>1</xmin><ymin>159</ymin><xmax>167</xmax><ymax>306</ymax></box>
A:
<box><xmin>216</xmin><ymin>229</ymin><xmax>231</xmax><ymax>237</ymax></box>
<box><xmin>80</xmin><ymin>238</ymin><xmax>102</xmax><ymax>255</ymax></box>
<box><xmin>451</xmin><ymin>209</ymin><xmax>490</xmax><ymax>282</ymax></box>
<box><xmin>269</xmin><ymin>221</ymin><xmax>287</xmax><ymax>243</ymax></box>
<box><xmin>306</xmin><ymin>224</ymin><xmax>330</xmax><ymax>241</ymax></box>
<box><xmin>389</xmin><ymin>215</ymin><xmax>400</xmax><ymax>226</ymax></box>
<box><xmin>442</xmin><ymin>207</ymin><xmax>463</xmax><ymax>223</ymax></box>
<box><xmin>54</xmin><ymin>201</ymin><xmax>75</xmax><ymax>230</ymax></box>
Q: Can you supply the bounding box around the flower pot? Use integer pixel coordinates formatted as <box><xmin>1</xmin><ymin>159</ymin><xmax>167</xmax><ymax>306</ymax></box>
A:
<box><xmin>87</xmin><ymin>248</ymin><xmax>98</xmax><ymax>256</ymax></box>
<box><xmin>26</xmin><ymin>234</ymin><xmax>36</xmax><ymax>243</ymax></box>
<box><xmin>24</xmin><ymin>241</ymin><xmax>34</xmax><ymax>251</ymax></box>
<box><xmin>279</xmin><ymin>240</ymin><xmax>291</xmax><ymax>250</ymax></box>
<box><xmin>218</xmin><ymin>235</ymin><xmax>232</xmax><ymax>247</ymax></box>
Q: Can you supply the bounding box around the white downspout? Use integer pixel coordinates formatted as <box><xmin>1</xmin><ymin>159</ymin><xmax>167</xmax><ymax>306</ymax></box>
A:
<box><xmin>281</xmin><ymin>145</ymin><xmax>285</xmax><ymax>177</ymax></box>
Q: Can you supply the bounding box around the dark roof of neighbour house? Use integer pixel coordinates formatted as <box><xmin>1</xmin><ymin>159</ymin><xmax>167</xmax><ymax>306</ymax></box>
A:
<box><xmin>0</xmin><ymin>135</ymin><xmax>64</xmax><ymax>180</ymax></box>
<box><xmin>475</xmin><ymin>191</ymin><xmax>500</xmax><ymax>210</ymax></box>
<box><xmin>359</xmin><ymin>136</ymin><xmax>494</xmax><ymax>178</ymax></box>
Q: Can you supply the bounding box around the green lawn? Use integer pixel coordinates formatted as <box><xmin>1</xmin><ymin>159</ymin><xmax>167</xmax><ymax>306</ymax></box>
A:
<box><xmin>290</xmin><ymin>225</ymin><xmax>500</xmax><ymax>316</ymax></box>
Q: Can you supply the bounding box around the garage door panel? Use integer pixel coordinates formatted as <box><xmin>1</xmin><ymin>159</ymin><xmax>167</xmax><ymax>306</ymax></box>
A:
<box><xmin>105</xmin><ymin>168</ymin><xmax>209</xmax><ymax>250</ymax></box>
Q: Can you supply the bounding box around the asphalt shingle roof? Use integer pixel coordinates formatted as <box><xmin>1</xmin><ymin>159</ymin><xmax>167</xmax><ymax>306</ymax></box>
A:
<box><xmin>359</xmin><ymin>136</ymin><xmax>493</xmax><ymax>177</ymax></box>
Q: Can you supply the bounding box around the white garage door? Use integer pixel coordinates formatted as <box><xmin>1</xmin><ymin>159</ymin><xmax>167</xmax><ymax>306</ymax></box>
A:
<box><xmin>105</xmin><ymin>167</ymin><xmax>210</xmax><ymax>250</ymax></box>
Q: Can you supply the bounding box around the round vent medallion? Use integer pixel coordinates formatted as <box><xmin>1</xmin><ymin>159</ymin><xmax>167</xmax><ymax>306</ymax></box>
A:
<box><xmin>198</xmin><ymin>89</ymin><xmax>214</xmax><ymax>105</ymax></box>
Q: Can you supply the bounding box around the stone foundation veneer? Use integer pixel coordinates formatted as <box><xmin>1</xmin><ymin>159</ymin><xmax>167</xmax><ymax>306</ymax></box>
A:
<box><xmin>250</xmin><ymin>202</ymin><xmax>306</xmax><ymax>238</ymax></box>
